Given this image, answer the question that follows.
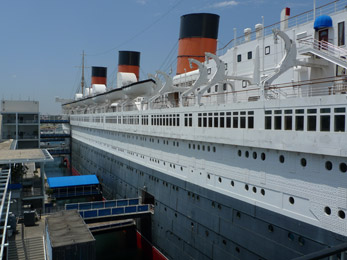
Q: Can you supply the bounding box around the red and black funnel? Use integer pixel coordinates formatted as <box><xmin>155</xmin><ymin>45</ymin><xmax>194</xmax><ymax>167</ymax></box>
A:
<box><xmin>91</xmin><ymin>66</ymin><xmax>107</xmax><ymax>85</ymax></box>
<box><xmin>177</xmin><ymin>13</ymin><xmax>220</xmax><ymax>75</ymax></box>
<box><xmin>118</xmin><ymin>51</ymin><xmax>140</xmax><ymax>80</ymax></box>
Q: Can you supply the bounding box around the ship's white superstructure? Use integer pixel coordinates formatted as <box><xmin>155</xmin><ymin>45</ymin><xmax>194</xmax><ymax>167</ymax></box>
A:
<box><xmin>63</xmin><ymin>1</ymin><xmax>347</xmax><ymax>259</ymax></box>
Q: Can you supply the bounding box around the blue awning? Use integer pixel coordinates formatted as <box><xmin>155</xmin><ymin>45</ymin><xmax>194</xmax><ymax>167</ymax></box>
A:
<box><xmin>47</xmin><ymin>175</ymin><xmax>99</xmax><ymax>188</ymax></box>
<box><xmin>314</xmin><ymin>15</ymin><xmax>333</xmax><ymax>30</ymax></box>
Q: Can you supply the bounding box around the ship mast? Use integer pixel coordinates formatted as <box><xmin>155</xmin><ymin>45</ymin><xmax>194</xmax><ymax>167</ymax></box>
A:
<box><xmin>81</xmin><ymin>50</ymin><xmax>85</xmax><ymax>96</ymax></box>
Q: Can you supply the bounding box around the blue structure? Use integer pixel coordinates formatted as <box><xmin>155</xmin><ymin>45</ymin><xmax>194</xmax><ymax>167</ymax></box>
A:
<box><xmin>47</xmin><ymin>175</ymin><xmax>100</xmax><ymax>199</ymax></box>
<box><xmin>314</xmin><ymin>15</ymin><xmax>333</xmax><ymax>30</ymax></box>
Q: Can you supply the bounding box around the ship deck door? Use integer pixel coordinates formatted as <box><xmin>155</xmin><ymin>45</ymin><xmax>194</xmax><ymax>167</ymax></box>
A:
<box><xmin>318</xmin><ymin>29</ymin><xmax>329</xmax><ymax>50</ymax></box>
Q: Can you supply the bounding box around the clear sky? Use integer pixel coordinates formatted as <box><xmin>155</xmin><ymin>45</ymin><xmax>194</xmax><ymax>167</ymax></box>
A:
<box><xmin>0</xmin><ymin>0</ymin><xmax>322</xmax><ymax>114</ymax></box>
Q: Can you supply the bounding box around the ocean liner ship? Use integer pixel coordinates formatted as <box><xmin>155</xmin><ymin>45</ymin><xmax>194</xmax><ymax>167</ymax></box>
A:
<box><xmin>62</xmin><ymin>1</ymin><xmax>347</xmax><ymax>259</ymax></box>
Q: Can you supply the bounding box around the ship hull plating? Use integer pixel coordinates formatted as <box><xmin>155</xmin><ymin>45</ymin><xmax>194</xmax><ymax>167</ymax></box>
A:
<box><xmin>72</xmin><ymin>138</ymin><xmax>346</xmax><ymax>260</ymax></box>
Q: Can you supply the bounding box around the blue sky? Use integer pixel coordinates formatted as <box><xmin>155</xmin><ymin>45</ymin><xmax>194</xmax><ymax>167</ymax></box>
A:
<box><xmin>0</xmin><ymin>0</ymin><xmax>320</xmax><ymax>114</ymax></box>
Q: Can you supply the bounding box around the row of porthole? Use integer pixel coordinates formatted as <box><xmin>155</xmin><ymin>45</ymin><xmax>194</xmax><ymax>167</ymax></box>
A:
<box><xmin>188</xmin><ymin>143</ymin><xmax>216</xmax><ymax>152</ymax></box>
<box><xmin>324</xmin><ymin>207</ymin><xmax>346</xmax><ymax>219</ymax></box>
<box><xmin>238</xmin><ymin>149</ymin><xmax>347</xmax><ymax>173</ymax></box>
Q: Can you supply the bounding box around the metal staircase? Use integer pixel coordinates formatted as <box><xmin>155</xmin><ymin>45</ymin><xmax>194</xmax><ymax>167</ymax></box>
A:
<box><xmin>8</xmin><ymin>236</ymin><xmax>45</xmax><ymax>260</ymax></box>
<box><xmin>298</xmin><ymin>38</ymin><xmax>347</xmax><ymax>69</ymax></box>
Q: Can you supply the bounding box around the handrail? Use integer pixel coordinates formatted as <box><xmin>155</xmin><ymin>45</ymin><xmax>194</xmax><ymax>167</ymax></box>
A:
<box><xmin>292</xmin><ymin>242</ymin><xmax>347</xmax><ymax>260</ymax></box>
<box><xmin>0</xmin><ymin>192</ymin><xmax>11</xmax><ymax>259</ymax></box>
<box><xmin>219</xmin><ymin>0</ymin><xmax>346</xmax><ymax>52</ymax></box>
<box><xmin>299</xmin><ymin>38</ymin><xmax>347</xmax><ymax>59</ymax></box>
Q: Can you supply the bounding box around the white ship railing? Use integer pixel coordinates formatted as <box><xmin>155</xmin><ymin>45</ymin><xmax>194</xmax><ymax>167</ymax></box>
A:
<box><xmin>219</xmin><ymin>0</ymin><xmax>347</xmax><ymax>53</ymax></box>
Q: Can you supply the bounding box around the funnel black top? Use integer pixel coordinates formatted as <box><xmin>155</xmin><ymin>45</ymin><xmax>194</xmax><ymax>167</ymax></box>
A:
<box><xmin>179</xmin><ymin>13</ymin><xmax>220</xmax><ymax>39</ymax></box>
<box><xmin>118</xmin><ymin>51</ymin><xmax>140</xmax><ymax>66</ymax></box>
<box><xmin>92</xmin><ymin>67</ymin><xmax>107</xmax><ymax>77</ymax></box>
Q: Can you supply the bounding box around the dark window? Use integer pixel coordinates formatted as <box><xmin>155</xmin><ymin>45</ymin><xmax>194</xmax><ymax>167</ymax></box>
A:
<box><xmin>248</xmin><ymin>117</ymin><xmax>254</xmax><ymax>129</ymax></box>
<box><xmin>242</xmin><ymin>80</ymin><xmax>247</xmax><ymax>88</ymax></box>
<box><xmin>207</xmin><ymin>68</ymin><xmax>211</xmax><ymax>75</ymax></box>
<box><xmin>237</xmin><ymin>54</ymin><xmax>242</xmax><ymax>62</ymax></box>
<box><xmin>307</xmin><ymin>116</ymin><xmax>317</xmax><ymax>131</ymax></box>
<box><xmin>198</xmin><ymin>116</ymin><xmax>202</xmax><ymax>127</ymax></box>
<box><xmin>338</xmin><ymin>22</ymin><xmax>345</xmax><ymax>46</ymax></box>
<box><xmin>233</xmin><ymin>117</ymin><xmax>238</xmax><ymax>128</ymax></box>
<box><xmin>240</xmin><ymin>117</ymin><xmax>246</xmax><ymax>128</ymax></box>
<box><xmin>247</xmin><ymin>51</ymin><xmax>252</xmax><ymax>59</ymax></box>
<box><xmin>265</xmin><ymin>46</ymin><xmax>270</xmax><ymax>55</ymax></box>
<box><xmin>335</xmin><ymin>115</ymin><xmax>345</xmax><ymax>132</ymax></box>
<box><xmin>225</xmin><ymin>63</ymin><xmax>228</xmax><ymax>70</ymax></box>
<box><xmin>220</xmin><ymin>113</ymin><xmax>225</xmax><ymax>128</ymax></box>
<box><xmin>208</xmin><ymin>113</ymin><xmax>213</xmax><ymax>127</ymax></box>
<box><xmin>296</xmin><ymin>116</ymin><xmax>304</xmax><ymax>131</ymax></box>
<box><xmin>203</xmin><ymin>114</ymin><xmax>207</xmax><ymax>127</ymax></box>
<box><xmin>226</xmin><ymin>113</ymin><xmax>231</xmax><ymax>128</ymax></box>
<box><xmin>214</xmin><ymin>114</ymin><xmax>218</xmax><ymax>127</ymax></box>
<box><xmin>223</xmin><ymin>84</ymin><xmax>227</xmax><ymax>91</ymax></box>
<box><xmin>215</xmin><ymin>85</ymin><xmax>218</xmax><ymax>92</ymax></box>
<box><xmin>207</xmin><ymin>88</ymin><xmax>211</xmax><ymax>93</ymax></box>
<box><xmin>285</xmin><ymin>116</ymin><xmax>292</xmax><ymax>130</ymax></box>
<box><xmin>274</xmin><ymin>116</ymin><xmax>282</xmax><ymax>130</ymax></box>
<box><xmin>320</xmin><ymin>115</ymin><xmax>330</xmax><ymax>131</ymax></box>
<box><xmin>265</xmin><ymin>116</ymin><xmax>272</xmax><ymax>129</ymax></box>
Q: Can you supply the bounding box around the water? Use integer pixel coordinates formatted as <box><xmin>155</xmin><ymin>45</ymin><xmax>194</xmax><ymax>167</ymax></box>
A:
<box><xmin>44</xmin><ymin>157</ymin><xmax>70</xmax><ymax>178</ymax></box>
<box><xmin>94</xmin><ymin>228</ymin><xmax>144</xmax><ymax>260</ymax></box>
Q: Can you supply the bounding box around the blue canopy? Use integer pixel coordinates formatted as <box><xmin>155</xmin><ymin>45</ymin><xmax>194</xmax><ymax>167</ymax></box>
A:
<box><xmin>47</xmin><ymin>175</ymin><xmax>99</xmax><ymax>188</ymax></box>
<box><xmin>314</xmin><ymin>15</ymin><xmax>333</xmax><ymax>30</ymax></box>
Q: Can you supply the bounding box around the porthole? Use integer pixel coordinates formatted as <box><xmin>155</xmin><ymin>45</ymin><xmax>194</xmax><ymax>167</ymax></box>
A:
<box><xmin>245</xmin><ymin>184</ymin><xmax>249</xmax><ymax>190</ymax></box>
<box><xmin>238</xmin><ymin>150</ymin><xmax>242</xmax><ymax>157</ymax></box>
<box><xmin>180</xmin><ymin>166</ymin><xmax>183</xmax><ymax>171</ymax></box>
<box><xmin>218</xmin><ymin>177</ymin><xmax>222</xmax><ymax>183</ymax></box>
<box><xmin>288</xmin><ymin>232</ymin><xmax>295</xmax><ymax>241</ymax></box>
<box><xmin>301</xmin><ymin>158</ymin><xmax>307</xmax><ymax>167</ymax></box>
<box><xmin>261</xmin><ymin>189</ymin><xmax>265</xmax><ymax>196</ymax></box>
<box><xmin>279</xmin><ymin>155</ymin><xmax>285</xmax><ymax>163</ymax></box>
<box><xmin>252</xmin><ymin>187</ymin><xmax>257</xmax><ymax>193</ymax></box>
<box><xmin>340</xmin><ymin>163</ymin><xmax>347</xmax><ymax>173</ymax></box>
<box><xmin>324</xmin><ymin>206</ymin><xmax>331</xmax><ymax>215</ymax></box>
<box><xmin>289</xmin><ymin>197</ymin><xmax>295</xmax><ymax>204</ymax></box>
<box><xmin>245</xmin><ymin>151</ymin><xmax>249</xmax><ymax>158</ymax></box>
<box><xmin>261</xmin><ymin>153</ymin><xmax>266</xmax><ymax>161</ymax></box>
<box><xmin>231</xmin><ymin>180</ymin><xmax>235</xmax><ymax>186</ymax></box>
<box><xmin>253</xmin><ymin>152</ymin><xmax>257</xmax><ymax>159</ymax></box>
<box><xmin>298</xmin><ymin>236</ymin><xmax>305</xmax><ymax>246</ymax></box>
<box><xmin>268</xmin><ymin>224</ymin><xmax>274</xmax><ymax>232</ymax></box>
<box><xmin>338</xmin><ymin>210</ymin><xmax>346</xmax><ymax>219</ymax></box>
<box><xmin>325</xmin><ymin>161</ymin><xmax>332</xmax><ymax>171</ymax></box>
<box><xmin>213</xmin><ymin>147</ymin><xmax>216</xmax><ymax>152</ymax></box>
<box><xmin>197</xmin><ymin>145</ymin><xmax>200</xmax><ymax>150</ymax></box>
<box><xmin>207</xmin><ymin>174</ymin><xmax>211</xmax><ymax>179</ymax></box>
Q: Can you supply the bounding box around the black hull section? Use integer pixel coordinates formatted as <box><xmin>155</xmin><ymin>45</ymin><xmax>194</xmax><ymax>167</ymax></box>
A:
<box><xmin>72</xmin><ymin>138</ymin><xmax>347</xmax><ymax>260</ymax></box>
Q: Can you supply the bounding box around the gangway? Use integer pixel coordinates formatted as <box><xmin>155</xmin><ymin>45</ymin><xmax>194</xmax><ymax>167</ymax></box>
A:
<box><xmin>65</xmin><ymin>197</ymin><xmax>153</xmax><ymax>224</ymax></box>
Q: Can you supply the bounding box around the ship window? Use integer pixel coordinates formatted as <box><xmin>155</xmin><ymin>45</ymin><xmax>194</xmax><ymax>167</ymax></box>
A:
<box><xmin>214</xmin><ymin>113</ymin><xmax>218</xmax><ymax>127</ymax></box>
<box><xmin>207</xmin><ymin>68</ymin><xmax>211</xmax><ymax>75</ymax></box>
<box><xmin>320</xmin><ymin>108</ymin><xmax>330</xmax><ymax>113</ymax></box>
<box><xmin>233</xmin><ymin>116</ymin><xmax>238</xmax><ymax>128</ymax></box>
<box><xmin>225</xmin><ymin>63</ymin><xmax>228</xmax><ymax>70</ymax></box>
<box><xmin>265</xmin><ymin>46</ymin><xmax>270</xmax><ymax>55</ymax></box>
<box><xmin>338</xmin><ymin>22</ymin><xmax>345</xmax><ymax>46</ymax></box>
<box><xmin>265</xmin><ymin>116</ymin><xmax>272</xmax><ymax>130</ymax></box>
<box><xmin>265</xmin><ymin>110</ymin><xmax>272</xmax><ymax>115</ymax></box>
<box><xmin>208</xmin><ymin>113</ymin><xmax>213</xmax><ymax>127</ymax></box>
<box><xmin>320</xmin><ymin>115</ymin><xmax>330</xmax><ymax>131</ymax></box>
<box><xmin>325</xmin><ymin>161</ymin><xmax>333</xmax><ymax>171</ymax></box>
<box><xmin>220</xmin><ymin>113</ymin><xmax>225</xmax><ymax>127</ymax></box>
<box><xmin>223</xmin><ymin>83</ymin><xmax>227</xmax><ymax>91</ymax></box>
<box><xmin>301</xmin><ymin>158</ymin><xmax>307</xmax><ymax>167</ymax></box>
<box><xmin>296</xmin><ymin>116</ymin><xmax>304</xmax><ymax>131</ymax></box>
<box><xmin>237</xmin><ymin>54</ymin><xmax>242</xmax><ymax>62</ymax></box>
<box><xmin>248</xmin><ymin>117</ymin><xmax>254</xmax><ymax>129</ymax></box>
<box><xmin>340</xmin><ymin>163</ymin><xmax>347</xmax><ymax>173</ymax></box>
<box><xmin>203</xmin><ymin>113</ymin><xmax>207</xmax><ymax>127</ymax></box>
<box><xmin>334</xmin><ymin>115</ymin><xmax>345</xmax><ymax>132</ymax></box>
<box><xmin>307</xmin><ymin>109</ymin><xmax>317</xmax><ymax>114</ymax></box>
<box><xmin>198</xmin><ymin>114</ymin><xmax>202</xmax><ymax>127</ymax></box>
<box><xmin>226</xmin><ymin>112</ymin><xmax>231</xmax><ymax>128</ymax></box>
<box><xmin>207</xmin><ymin>88</ymin><xmax>211</xmax><ymax>93</ymax></box>
<box><xmin>274</xmin><ymin>116</ymin><xmax>282</xmax><ymax>130</ymax></box>
<box><xmin>338</xmin><ymin>210</ymin><xmax>345</xmax><ymax>219</ymax></box>
<box><xmin>285</xmin><ymin>116</ymin><xmax>292</xmax><ymax>130</ymax></box>
<box><xmin>247</xmin><ymin>51</ymin><xmax>252</xmax><ymax>60</ymax></box>
<box><xmin>215</xmin><ymin>85</ymin><xmax>218</xmax><ymax>92</ymax></box>
<box><xmin>335</xmin><ymin>107</ymin><xmax>345</xmax><ymax>113</ymax></box>
<box><xmin>307</xmin><ymin>116</ymin><xmax>317</xmax><ymax>131</ymax></box>
<box><xmin>242</xmin><ymin>80</ymin><xmax>247</xmax><ymax>88</ymax></box>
